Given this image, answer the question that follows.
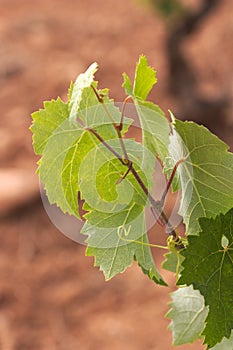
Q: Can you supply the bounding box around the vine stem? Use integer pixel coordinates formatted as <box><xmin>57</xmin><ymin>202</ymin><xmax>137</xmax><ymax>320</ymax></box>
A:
<box><xmin>91</xmin><ymin>84</ymin><xmax>128</xmax><ymax>161</ymax></box>
<box><xmin>87</xmin><ymin>126</ymin><xmax>184</xmax><ymax>250</ymax></box>
<box><xmin>120</xmin><ymin>96</ymin><xmax>132</xmax><ymax>131</ymax></box>
<box><xmin>89</xmin><ymin>86</ymin><xmax>184</xmax><ymax>249</ymax></box>
<box><xmin>160</xmin><ymin>158</ymin><xmax>186</xmax><ymax>207</ymax></box>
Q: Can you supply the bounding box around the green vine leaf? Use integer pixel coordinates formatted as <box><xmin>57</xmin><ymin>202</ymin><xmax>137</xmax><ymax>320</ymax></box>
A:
<box><xmin>135</xmin><ymin>233</ymin><xmax>165</xmax><ymax>284</ymax></box>
<box><xmin>31</xmin><ymin>77</ymin><xmax>131</xmax><ymax>217</ymax></box>
<box><xmin>122</xmin><ymin>56</ymin><xmax>170</xmax><ymax>161</ymax></box>
<box><xmin>82</xmin><ymin>210</ymin><xmax>166</xmax><ymax>285</ymax></box>
<box><xmin>38</xmin><ymin>118</ymin><xmax>84</xmax><ymax>216</ymax></box>
<box><xmin>133</xmin><ymin>54</ymin><xmax>157</xmax><ymax>100</ymax></box>
<box><xmin>167</xmin><ymin>119</ymin><xmax>233</xmax><ymax>235</ymax></box>
<box><xmin>135</xmin><ymin>100</ymin><xmax>170</xmax><ymax>161</ymax></box>
<box><xmin>122</xmin><ymin>54</ymin><xmax>157</xmax><ymax>101</ymax></box>
<box><xmin>178</xmin><ymin>208</ymin><xmax>233</xmax><ymax>348</ymax></box>
<box><xmin>80</xmin><ymin>138</ymin><xmax>166</xmax><ymax>284</ymax></box>
<box><xmin>167</xmin><ymin>285</ymin><xmax>209</xmax><ymax>346</ymax></box>
<box><xmin>122</xmin><ymin>72</ymin><xmax>133</xmax><ymax>96</ymax></box>
<box><xmin>31</xmin><ymin>97</ymin><xmax>85</xmax><ymax>216</ymax></box>
<box><xmin>31</xmin><ymin>98</ymin><xmax>69</xmax><ymax>155</ymax></box>
<box><xmin>61</xmin><ymin>130</ymin><xmax>99</xmax><ymax>216</ymax></box>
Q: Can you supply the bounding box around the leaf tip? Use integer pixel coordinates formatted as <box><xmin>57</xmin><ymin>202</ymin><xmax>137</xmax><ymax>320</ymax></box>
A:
<box><xmin>168</xmin><ymin>109</ymin><xmax>176</xmax><ymax>123</ymax></box>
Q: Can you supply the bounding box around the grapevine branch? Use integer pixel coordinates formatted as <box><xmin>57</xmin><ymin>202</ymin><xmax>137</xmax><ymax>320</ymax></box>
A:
<box><xmin>90</xmin><ymin>85</ymin><xmax>185</xmax><ymax>250</ymax></box>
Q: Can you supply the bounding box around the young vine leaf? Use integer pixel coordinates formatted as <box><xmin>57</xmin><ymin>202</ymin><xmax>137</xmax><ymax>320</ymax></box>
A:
<box><xmin>167</xmin><ymin>285</ymin><xmax>209</xmax><ymax>346</ymax></box>
<box><xmin>83</xmin><ymin>216</ymin><xmax>166</xmax><ymax>284</ymax></box>
<box><xmin>122</xmin><ymin>55</ymin><xmax>170</xmax><ymax>161</ymax></box>
<box><xmin>166</xmin><ymin>119</ymin><xmax>233</xmax><ymax>235</ymax></box>
<box><xmin>178</xmin><ymin>208</ymin><xmax>233</xmax><ymax>348</ymax></box>
<box><xmin>31</xmin><ymin>98</ymin><xmax>69</xmax><ymax>155</ymax></box>
<box><xmin>122</xmin><ymin>54</ymin><xmax>157</xmax><ymax>100</ymax></box>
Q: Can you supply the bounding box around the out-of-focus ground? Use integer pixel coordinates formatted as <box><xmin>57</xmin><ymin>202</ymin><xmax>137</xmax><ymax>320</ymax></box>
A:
<box><xmin>0</xmin><ymin>0</ymin><xmax>232</xmax><ymax>349</ymax></box>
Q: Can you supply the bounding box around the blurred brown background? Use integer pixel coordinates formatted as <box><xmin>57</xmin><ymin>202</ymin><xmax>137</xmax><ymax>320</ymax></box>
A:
<box><xmin>0</xmin><ymin>0</ymin><xmax>232</xmax><ymax>349</ymax></box>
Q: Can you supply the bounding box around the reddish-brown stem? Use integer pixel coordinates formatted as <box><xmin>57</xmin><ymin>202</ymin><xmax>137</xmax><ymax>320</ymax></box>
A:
<box><xmin>91</xmin><ymin>84</ymin><xmax>128</xmax><ymax>161</ymax></box>
<box><xmin>116</xmin><ymin>164</ymin><xmax>132</xmax><ymax>184</ymax></box>
<box><xmin>118</xmin><ymin>134</ymin><xmax>128</xmax><ymax>161</ymax></box>
<box><xmin>87</xmin><ymin>127</ymin><xmax>122</xmax><ymax>160</ymax></box>
<box><xmin>150</xmin><ymin>206</ymin><xmax>165</xmax><ymax>227</ymax></box>
<box><xmin>91</xmin><ymin>84</ymin><xmax>104</xmax><ymax>103</ymax></box>
<box><xmin>160</xmin><ymin>158</ymin><xmax>186</xmax><ymax>206</ymax></box>
<box><xmin>119</xmin><ymin>96</ymin><xmax>132</xmax><ymax>131</ymax></box>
